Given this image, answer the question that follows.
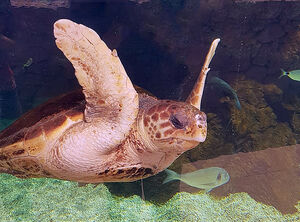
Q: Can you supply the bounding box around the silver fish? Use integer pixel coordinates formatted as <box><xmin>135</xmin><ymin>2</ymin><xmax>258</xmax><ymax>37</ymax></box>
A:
<box><xmin>279</xmin><ymin>69</ymin><xmax>300</xmax><ymax>81</ymax></box>
<box><xmin>163</xmin><ymin>167</ymin><xmax>230</xmax><ymax>192</ymax></box>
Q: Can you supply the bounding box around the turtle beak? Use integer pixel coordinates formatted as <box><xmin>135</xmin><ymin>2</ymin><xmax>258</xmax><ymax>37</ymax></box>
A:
<box><xmin>193</xmin><ymin>112</ymin><xmax>207</xmax><ymax>142</ymax></box>
<box><xmin>176</xmin><ymin>111</ymin><xmax>207</xmax><ymax>144</ymax></box>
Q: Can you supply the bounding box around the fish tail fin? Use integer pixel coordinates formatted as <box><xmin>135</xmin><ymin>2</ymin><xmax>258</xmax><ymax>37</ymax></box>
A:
<box><xmin>232</xmin><ymin>93</ymin><xmax>241</xmax><ymax>110</ymax></box>
<box><xmin>163</xmin><ymin>169</ymin><xmax>180</xmax><ymax>184</ymax></box>
<box><xmin>235</xmin><ymin>99</ymin><xmax>241</xmax><ymax>110</ymax></box>
<box><xmin>205</xmin><ymin>188</ymin><xmax>212</xmax><ymax>193</ymax></box>
<box><xmin>279</xmin><ymin>69</ymin><xmax>286</xmax><ymax>79</ymax></box>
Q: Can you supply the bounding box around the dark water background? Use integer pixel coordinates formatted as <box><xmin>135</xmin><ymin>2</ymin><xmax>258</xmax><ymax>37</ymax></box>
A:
<box><xmin>2</xmin><ymin>0</ymin><xmax>300</xmax><ymax>153</ymax></box>
<box><xmin>0</xmin><ymin>0</ymin><xmax>300</xmax><ymax>216</ymax></box>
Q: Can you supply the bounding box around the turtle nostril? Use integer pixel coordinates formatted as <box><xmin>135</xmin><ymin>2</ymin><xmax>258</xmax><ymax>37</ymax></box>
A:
<box><xmin>199</xmin><ymin>114</ymin><xmax>206</xmax><ymax>122</ymax></box>
<box><xmin>196</xmin><ymin>114</ymin><xmax>206</xmax><ymax>123</ymax></box>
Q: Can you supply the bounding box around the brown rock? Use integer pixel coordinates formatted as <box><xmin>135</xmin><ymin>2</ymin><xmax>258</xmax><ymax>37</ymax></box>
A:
<box><xmin>179</xmin><ymin>145</ymin><xmax>300</xmax><ymax>214</ymax></box>
<box><xmin>257</xmin><ymin>24</ymin><xmax>285</xmax><ymax>43</ymax></box>
<box><xmin>10</xmin><ymin>0</ymin><xmax>70</xmax><ymax>9</ymax></box>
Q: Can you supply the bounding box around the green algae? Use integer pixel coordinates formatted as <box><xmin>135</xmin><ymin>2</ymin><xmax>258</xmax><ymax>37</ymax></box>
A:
<box><xmin>0</xmin><ymin>174</ymin><xmax>299</xmax><ymax>221</ymax></box>
<box><xmin>229</xmin><ymin>78</ymin><xmax>296</xmax><ymax>151</ymax></box>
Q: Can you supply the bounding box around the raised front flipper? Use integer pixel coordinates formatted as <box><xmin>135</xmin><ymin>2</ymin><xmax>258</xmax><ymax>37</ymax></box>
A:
<box><xmin>54</xmin><ymin>19</ymin><xmax>138</xmax><ymax>144</ymax></box>
<box><xmin>186</xmin><ymin>39</ymin><xmax>220</xmax><ymax>109</ymax></box>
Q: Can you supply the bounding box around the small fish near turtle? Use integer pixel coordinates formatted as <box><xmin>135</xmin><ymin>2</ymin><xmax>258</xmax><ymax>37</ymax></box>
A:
<box><xmin>279</xmin><ymin>69</ymin><xmax>300</xmax><ymax>81</ymax></box>
<box><xmin>163</xmin><ymin>167</ymin><xmax>230</xmax><ymax>193</ymax></box>
<box><xmin>208</xmin><ymin>76</ymin><xmax>241</xmax><ymax>110</ymax></box>
<box><xmin>0</xmin><ymin>19</ymin><xmax>220</xmax><ymax>183</ymax></box>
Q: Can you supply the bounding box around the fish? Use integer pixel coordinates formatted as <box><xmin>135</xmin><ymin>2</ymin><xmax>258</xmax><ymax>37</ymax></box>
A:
<box><xmin>279</xmin><ymin>69</ymin><xmax>300</xmax><ymax>81</ymax></box>
<box><xmin>23</xmin><ymin>58</ymin><xmax>33</xmax><ymax>69</ymax></box>
<box><xmin>163</xmin><ymin>167</ymin><xmax>230</xmax><ymax>192</ymax></box>
<box><xmin>208</xmin><ymin>76</ymin><xmax>241</xmax><ymax>110</ymax></box>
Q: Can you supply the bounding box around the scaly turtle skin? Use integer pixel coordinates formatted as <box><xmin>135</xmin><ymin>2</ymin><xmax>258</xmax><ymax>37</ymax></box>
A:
<box><xmin>0</xmin><ymin>19</ymin><xmax>220</xmax><ymax>183</ymax></box>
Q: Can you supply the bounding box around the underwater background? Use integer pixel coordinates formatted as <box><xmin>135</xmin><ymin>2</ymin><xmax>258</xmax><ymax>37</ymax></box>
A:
<box><xmin>0</xmin><ymin>0</ymin><xmax>300</xmax><ymax>221</ymax></box>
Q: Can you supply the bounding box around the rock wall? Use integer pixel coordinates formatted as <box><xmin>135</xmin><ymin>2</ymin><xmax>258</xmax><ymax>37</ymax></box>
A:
<box><xmin>180</xmin><ymin>144</ymin><xmax>300</xmax><ymax>214</ymax></box>
<box><xmin>10</xmin><ymin>0</ymin><xmax>70</xmax><ymax>10</ymax></box>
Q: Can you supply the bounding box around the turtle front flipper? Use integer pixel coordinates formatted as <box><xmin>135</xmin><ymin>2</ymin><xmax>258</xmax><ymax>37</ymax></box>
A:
<box><xmin>186</xmin><ymin>39</ymin><xmax>220</xmax><ymax>109</ymax></box>
<box><xmin>53</xmin><ymin>19</ymin><xmax>138</xmax><ymax>140</ymax></box>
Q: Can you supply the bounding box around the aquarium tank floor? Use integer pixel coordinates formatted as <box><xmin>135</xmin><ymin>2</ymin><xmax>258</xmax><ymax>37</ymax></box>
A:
<box><xmin>0</xmin><ymin>174</ymin><xmax>298</xmax><ymax>221</ymax></box>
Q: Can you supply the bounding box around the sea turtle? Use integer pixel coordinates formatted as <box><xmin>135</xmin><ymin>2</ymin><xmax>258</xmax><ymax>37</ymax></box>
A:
<box><xmin>0</xmin><ymin>19</ymin><xmax>220</xmax><ymax>183</ymax></box>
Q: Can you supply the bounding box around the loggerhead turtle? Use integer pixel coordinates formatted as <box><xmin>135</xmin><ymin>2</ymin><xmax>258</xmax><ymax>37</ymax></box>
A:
<box><xmin>0</xmin><ymin>19</ymin><xmax>220</xmax><ymax>183</ymax></box>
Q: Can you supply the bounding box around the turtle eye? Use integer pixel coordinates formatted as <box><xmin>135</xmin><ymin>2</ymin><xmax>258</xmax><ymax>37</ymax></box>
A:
<box><xmin>170</xmin><ymin>115</ymin><xmax>184</xmax><ymax>129</ymax></box>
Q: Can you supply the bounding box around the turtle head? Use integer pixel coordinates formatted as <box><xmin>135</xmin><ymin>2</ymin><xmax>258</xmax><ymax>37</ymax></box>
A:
<box><xmin>140</xmin><ymin>39</ymin><xmax>220</xmax><ymax>153</ymax></box>
<box><xmin>142</xmin><ymin>100</ymin><xmax>207</xmax><ymax>152</ymax></box>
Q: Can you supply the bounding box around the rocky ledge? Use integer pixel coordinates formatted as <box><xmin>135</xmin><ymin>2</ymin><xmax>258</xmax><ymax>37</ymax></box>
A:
<box><xmin>180</xmin><ymin>144</ymin><xmax>300</xmax><ymax>214</ymax></box>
